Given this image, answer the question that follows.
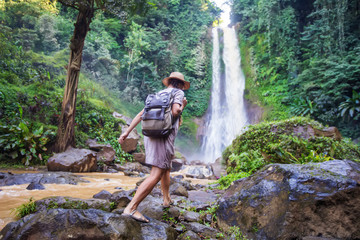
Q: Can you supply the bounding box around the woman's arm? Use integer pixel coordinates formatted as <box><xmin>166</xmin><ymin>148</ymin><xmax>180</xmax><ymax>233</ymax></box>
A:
<box><xmin>118</xmin><ymin>109</ymin><xmax>144</xmax><ymax>144</ymax></box>
<box><xmin>172</xmin><ymin>97</ymin><xmax>187</xmax><ymax>118</ymax></box>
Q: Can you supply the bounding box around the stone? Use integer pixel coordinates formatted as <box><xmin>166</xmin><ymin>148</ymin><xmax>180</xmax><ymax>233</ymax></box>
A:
<box><xmin>120</xmin><ymin>126</ymin><xmax>140</xmax><ymax>153</ymax></box>
<box><xmin>171</xmin><ymin>158</ymin><xmax>184</xmax><ymax>172</ymax></box>
<box><xmin>216</xmin><ymin>160</ymin><xmax>360</xmax><ymax>240</ymax></box>
<box><xmin>26</xmin><ymin>182</ymin><xmax>45</xmax><ymax>190</ymax></box>
<box><xmin>133</xmin><ymin>152</ymin><xmax>146</xmax><ymax>164</ymax></box>
<box><xmin>47</xmin><ymin>147</ymin><xmax>97</xmax><ymax>172</ymax></box>
<box><xmin>35</xmin><ymin>196</ymin><xmax>112</xmax><ymax>212</ymax></box>
<box><xmin>110</xmin><ymin>190</ymin><xmax>132</xmax><ymax>208</ymax></box>
<box><xmin>137</xmin><ymin>195</ymin><xmax>164</xmax><ymax>221</ymax></box>
<box><xmin>210</xmin><ymin>157</ymin><xmax>226</xmax><ymax>179</ymax></box>
<box><xmin>314</xmin><ymin>126</ymin><xmax>342</xmax><ymax>141</ymax></box>
<box><xmin>93</xmin><ymin>190</ymin><xmax>112</xmax><ymax>200</ymax></box>
<box><xmin>271</xmin><ymin>124</ymin><xmax>342</xmax><ymax>141</ymax></box>
<box><xmin>96</xmin><ymin>146</ymin><xmax>116</xmax><ymax>165</ymax></box>
<box><xmin>0</xmin><ymin>172</ymin><xmax>88</xmax><ymax>187</ymax></box>
<box><xmin>0</xmin><ymin>208</ymin><xmax>178</xmax><ymax>240</ymax></box>
<box><xmin>182</xmin><ymin>222</ymin><xmax>219</xmax><ymax>239</ymax></box>
<box><xmin>188</xmin><ymin>190</ymin><xmax>218</xmax><ymax>204</ymax></box>
<box><xmin>183</xmin><ymin>165</ymin><xmax>214</xmax><ymax>179</ymax></box>
<box><xmin>170</xmin><ymin>182</ymin><xmax>189</xmax><ymax>197</ymax></box>
<box><xmin>177</xmin><ymin>231</ymin><xmax>201</xmax><ymax>240</ymax></box>
<box><xmin>182</xmin><ymin>210</ymin><xmax>201</xmax><ymax>222</ymax></box>
<box><xmin>86</xmin><ymin>139</ymin><xmax>109</xmax><ymax>151</ymax></box>
<box><xmin>116</xmin><ymin>162</ymin><xmax>151</xmax><ymax>174</ymax></box>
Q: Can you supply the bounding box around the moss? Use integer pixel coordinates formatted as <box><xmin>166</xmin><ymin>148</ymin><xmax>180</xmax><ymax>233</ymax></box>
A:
<box><xmin>222</xmin><ymin>117</ymin><xmax>360</xmax><ymax>177</ymax></box>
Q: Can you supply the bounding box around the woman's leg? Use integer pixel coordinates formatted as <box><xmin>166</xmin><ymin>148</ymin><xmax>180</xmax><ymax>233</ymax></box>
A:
<box><xmin>123</xmin><ymin>166</ymin><xmax>165</xmax><ymax>220</ymax></box>
<box><xmin>161</xmin><ymin>168</ymin><xmax>172</xmax><ymax>206</ymax></box>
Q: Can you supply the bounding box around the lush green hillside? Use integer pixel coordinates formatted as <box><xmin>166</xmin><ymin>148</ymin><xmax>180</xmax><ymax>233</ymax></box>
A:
<box><xmin>232</xmin><ymin>0</ymin><xmax>360</xmax><ymax>140</ymax></box>
<box><xmin>0</xmin><ymin>0</ymin><xmax>219</xmax><ymax>165</ymax></box>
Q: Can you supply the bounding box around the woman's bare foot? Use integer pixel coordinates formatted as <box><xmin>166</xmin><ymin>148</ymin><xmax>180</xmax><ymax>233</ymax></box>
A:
<box><xmin>163</xmin><ymin>195</ymin><xmax>173</xmax><ymax>207</ymax></box>
<box><xmin>122</xmin><ymin>207</ymin><xmax>149</xmax><ymax>223</ymax></box>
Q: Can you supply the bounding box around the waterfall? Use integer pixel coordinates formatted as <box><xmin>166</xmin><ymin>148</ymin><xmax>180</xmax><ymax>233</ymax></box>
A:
<box><xmin>200</xmin><ymin>27</ymin><xmax>248</xmax><ymax>163</ymax></box>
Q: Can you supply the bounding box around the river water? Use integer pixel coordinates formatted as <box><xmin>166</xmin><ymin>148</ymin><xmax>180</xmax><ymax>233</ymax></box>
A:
<box><xmin>0</xmin><ymin>170</ymin><xmax>213</xmax><ymax>230</ymax></box>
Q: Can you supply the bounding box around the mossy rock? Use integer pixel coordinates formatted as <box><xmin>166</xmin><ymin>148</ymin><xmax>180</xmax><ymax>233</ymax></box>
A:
<box><xmin>223</xmin><ymin>117</ymin><xmax>360</xmax><ymax>175</ymax></box>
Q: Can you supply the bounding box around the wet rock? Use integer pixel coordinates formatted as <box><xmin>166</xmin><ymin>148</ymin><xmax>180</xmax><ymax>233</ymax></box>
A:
<box><xmin>110</xmin><ymin>190</ymin><xmax>133</xmax><ymax>208</ymax></box>
<box><xmin>96</xmin><ymin>146</ymin><xmax>116</xmax><ymax>165</ymax></box>
<box><xmin>168</xmin><ymin>207</ymin><xmax>181</xmax><ymax>219</ymax></box>
<box><xmin>174</xmin><ymin>175</ymin><xmax>184</xmax><ymax>180</ymax></box>
<box><xmin>171</xmin><ymin>158</ymin><xmax>185</xmax><ymax>172</ymax></box>
<box><xmin>0</xmin><ymin>208</ymin><xmax>178</xmax><ymax>240</ymax></box>
<box><xmin>26</xmin><ymin>182</ymin><xmax>45</xmax><ymax>190</ymax></box>
<box><xmin>210</xmin><ymin>157</ymin><xmax>226</xmax><ymax>179</ymax></box>
<box><xmin>177</xmin><ymin>230</ymin><xmax>201</xmax><ymax>240</ymax></box>
<box><xmin>182</xmin><ymin>210</ymin><xmax>201</xmax><ymax>222</ymax></box>
<box><xmin>35</xmin><ymin>196</ymin><xmax>112</xmax><ymax>212</ymax></box>
<box><xmin>133</xmin><ymin>153</ymin><xmax>146</xmax><ymax>164</ymax></box>
<box><xmin>116</xmin><ymin>162</ymin><xmax>151</xmax><ymax>174</ymax></box>
<box><xmin>0</xmin><ymin>172</ymin><xmax>88</xmax><ymax>186</ymax></box>
<box><xmin>86</xmin><ymin>139</ymin><xmax>108</xmax><ymax>151</ymax></box>
<box><xmin>105</xmin><ymin>168</ymin><xmax>118</xmax><ymax>173</ymax></box>
<box><xmin>183</xmin><ymin>165</ymin><xmax>214</xmax><ymax>179</ymax></box>
<box><xmin>137</xmin><ymin>195</ymin><xmax>164</xmax><ymax>221</ymax></box>
<box><xmin>120</xmin><ymin>126</ymin><xmax>140</xmax><ymax>153</ymax></box>
<box><xmin>271</xmin><ymin>124</ymin><xmax>342</xmax><ymax>141</ymax></box>
<box><xmin>188</xmin><ymin>190</ymin><xmax>218</xmax><ymax>204</ymax></box>
<box><xmin>47</xmin><ymin>147</ymin><xmax>97</xmax><ymax>172</ymax></box>
<box><xmin>93</xmin><ymin>190</ymin><xmax>112</xmax><ymax>200</ymax></box>
<box><xmin>217</xmin><ymin>160</ymin><xmax>360</xmax><ymax>240</ymax></box>
<box><xmin>170</xmin><ymin>182</ymin><xmax>189</xmax><ymax>197</ymax></box>
<box><xmin>183</xmin><ymin>222</ymin><xmax>219</xmax><ymax>239</ymax></box>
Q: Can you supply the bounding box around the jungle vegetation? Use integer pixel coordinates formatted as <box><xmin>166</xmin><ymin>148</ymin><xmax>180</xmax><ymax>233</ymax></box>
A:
<box><xmin>231</xmin><ymin>0</ymin><xmax>360</xmax><ymax>139</ymax></box>
<box><xmin>0</xmin><ymin>0</ymin><xmax>220</xmax><ymax>165</ymax></box>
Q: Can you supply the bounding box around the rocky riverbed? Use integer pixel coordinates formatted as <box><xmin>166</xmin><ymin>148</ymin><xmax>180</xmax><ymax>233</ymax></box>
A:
<box><xmin>1</xmin><ymin>160</ymin><xmax>360</xmax><ymax>239</ymax></box>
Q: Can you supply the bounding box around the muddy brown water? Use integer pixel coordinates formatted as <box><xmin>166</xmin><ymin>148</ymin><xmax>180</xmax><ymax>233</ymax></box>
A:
<box><xmin>0</xmin><ymin>170</ymin><xmax>214</xmax><ymax>231</ymax></box>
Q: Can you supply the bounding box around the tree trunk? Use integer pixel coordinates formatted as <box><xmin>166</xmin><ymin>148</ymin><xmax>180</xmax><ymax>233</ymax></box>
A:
<box><xmin>55</xmin><ymin>8</ymin><xmax>93</xmax><ymax>152</ymax></box>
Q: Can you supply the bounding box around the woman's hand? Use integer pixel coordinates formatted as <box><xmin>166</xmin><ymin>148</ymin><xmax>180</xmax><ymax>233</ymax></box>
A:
<box><xmin>118</xmin><ymin>132</ymin><xmax>129</xmax><ymax>144</ymax></box>
<box><xmin>182</xmin><ymin>97</ymin><xmax>187</xmax><ymax>108</ymax></box>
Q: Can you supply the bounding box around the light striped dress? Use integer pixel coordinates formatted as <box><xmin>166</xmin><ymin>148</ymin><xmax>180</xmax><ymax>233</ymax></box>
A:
<box><xmin>143</xmin><ymin>87</ymin><xmax>184</xmax><ymax>169</ymax></box>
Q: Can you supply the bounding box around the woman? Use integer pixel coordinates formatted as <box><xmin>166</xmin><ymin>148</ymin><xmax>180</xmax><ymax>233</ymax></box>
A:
<box><xmin>118</xmin><ymin>72</ymin><xmax>189</xmax><ymax>223</ymax></box>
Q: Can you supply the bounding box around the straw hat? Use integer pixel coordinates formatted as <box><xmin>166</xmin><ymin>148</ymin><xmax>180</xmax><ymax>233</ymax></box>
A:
<box><xmin>162</xmin><ymin>72</ymin><xmax>190</xmax><ymax>90</ymax></box>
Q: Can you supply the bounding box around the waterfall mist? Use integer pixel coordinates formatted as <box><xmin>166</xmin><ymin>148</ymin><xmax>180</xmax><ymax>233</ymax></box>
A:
<box><xmin>200</xmin><ymin>27</ymin><xmax>248</xmax><ymax>163</ymax></box>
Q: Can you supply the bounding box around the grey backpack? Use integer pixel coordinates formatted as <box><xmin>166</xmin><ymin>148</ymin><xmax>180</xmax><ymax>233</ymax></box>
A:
<box><xmin>141</xmin><ymin>89</ymin><xmax>178</xmax><ymax>138</ymax></box>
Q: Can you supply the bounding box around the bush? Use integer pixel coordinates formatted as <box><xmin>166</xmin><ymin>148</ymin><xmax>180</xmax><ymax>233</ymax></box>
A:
<box><xmin>218</xmin><ymin>117</ymin><xmax>360</xmax><ymax>189</ymax></box>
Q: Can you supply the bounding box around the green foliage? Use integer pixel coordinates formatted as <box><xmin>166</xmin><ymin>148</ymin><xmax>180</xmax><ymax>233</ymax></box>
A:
<box><xmin>220</xmin><ymin>117</ymin><xmax>360</xmax><ymax>188</ymax></box>
<box><xmin>227</xmin><ymin>226</ymin><xmax>249</xmax><ymax>240</ymax></box>
<box><xmin>233</xmin><ymin>0</ymin><xmax>360</xmax><ymax>139</ymax></box>
<box><xmin>13</xmin><ymin>197</ymin><xmax>37</xmax><ymax>218</ymax></box>
<box><xmin>339</xmin><ymin>90</ymin><xmax>360</xmax><ymax>120</ymax></box>
<box><xmin>0</xmin><ymin>105</ymin><xmax>55</xmax><ymax>166</ymax></box>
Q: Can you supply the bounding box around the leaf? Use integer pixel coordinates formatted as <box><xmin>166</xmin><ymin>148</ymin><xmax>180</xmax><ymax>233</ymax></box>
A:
<box><xmin>20</xmin><ymin>149</ymin><xmax>26</xmax><ymax>156</ymax></box>
<box><xmin>30</xmin><ymin>147</ymin><xmax>36</xmax><ymax>154</ymax></box>
<box><xmin>19</xmin><ymin>122</ymin><xmax>29</xmax><ymax>135</ymax></box>
<box><xmin>33</xmin><ymin>126</ymin><xmax>44</xmax><ymax>137</ymax></box>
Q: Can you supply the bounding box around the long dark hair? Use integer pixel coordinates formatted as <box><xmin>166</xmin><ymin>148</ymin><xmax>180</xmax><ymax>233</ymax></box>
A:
<box><xmin>169</xmin><ymin>79</ymin><xmax>184</xmax><ymax>89</ymax></box>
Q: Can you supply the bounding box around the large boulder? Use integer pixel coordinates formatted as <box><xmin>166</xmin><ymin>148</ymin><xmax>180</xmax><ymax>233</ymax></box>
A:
<box><xmin>87</xmin><ymin>139</ymin><xmax>116</xmax><ymax>165</ymax></box>
<box><xmin>47</xmin><ymin>148</ymin><xmax>97</xmax><ymax>172</ymax></box>
<box><xmin>0</xmin><ymin>208</ymin><xmax>178</xmax><ymax>240</ymax></box>
<box><xmin>216</xmin><ymin>160</ymin><xmax>360</xmax><ymax>240</ymax></box>
<box><xmin>35</xmin><ymin>196</ymin><xmax>112</xmax><ymax>212</ymax></box>
<box><xmin>183</xmin><ymin>165</ymin><xmax>214</xmax><ymax>179</ymax></box>
<box><xmin>120</xmin><ymin>126</ymin><xmax>140</xmax><ymax>153</ymax></box>
<box><xmin>96</xmin><ymin>146</ymin><xmax>116</xmax><ymax>165</ymax></box>
<box><xmin>0</xmin><ymin>172</ymin><xmax>89</xmax><ymax>186</ymax></box>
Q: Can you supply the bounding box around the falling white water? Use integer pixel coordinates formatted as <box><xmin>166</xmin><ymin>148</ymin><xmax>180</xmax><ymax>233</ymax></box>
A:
<box><xmin>200</xmin><ymin>27</ymin><xmax>248</xmax><ymax>163</ymax></box>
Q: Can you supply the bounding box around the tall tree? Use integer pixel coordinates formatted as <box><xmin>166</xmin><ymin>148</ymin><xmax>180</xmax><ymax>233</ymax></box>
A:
<box><xmin>55</xmin><ymin>0</ymin><xmax>149</xmax><ymax>152</ymax></box>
